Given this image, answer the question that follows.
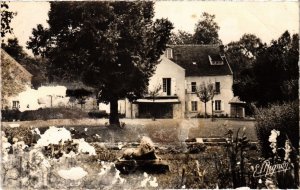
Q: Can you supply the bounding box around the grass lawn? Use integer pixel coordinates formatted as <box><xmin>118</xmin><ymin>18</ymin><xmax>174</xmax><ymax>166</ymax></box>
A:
<box><xmin>1</xmin><ymin>118</ymin><xmax>259</xmax><ymax>189</ymax></box>
<box><xmin>2</xmin><ymin>118</ymin><xmax>257</xmax><ymax>143</ymax></box>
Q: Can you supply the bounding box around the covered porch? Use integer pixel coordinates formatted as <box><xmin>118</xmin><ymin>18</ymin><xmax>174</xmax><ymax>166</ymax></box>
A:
<box><xmin>133</xmin><ymin>96</ymin><xmax>180</xmax><ymax>118</ymax></box>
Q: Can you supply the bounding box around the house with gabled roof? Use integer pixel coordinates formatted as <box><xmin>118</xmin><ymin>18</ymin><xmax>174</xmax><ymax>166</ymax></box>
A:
<box><xmin>169</xmin><ymin>44</ymin><xmax>235</xmax><ymax>117</ymax></box>
<box><xmin>112</xmin><ymin>44</ymin><xmax>243</xmax><ymax>118</ymax></box>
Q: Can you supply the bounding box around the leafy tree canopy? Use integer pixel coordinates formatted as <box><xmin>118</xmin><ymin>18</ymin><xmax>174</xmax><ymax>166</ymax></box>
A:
<box><xmin>1</xmin><ymin>2</ymin><xmax>16</xmax><ymax>39</ymax></box>
<box><xmin>2</xmin><ymin>38</ymin><xmax>26</xmax><ymax>61</ymax></box>
<box><xmin>195</xmin><ymin>82</ymin><xmax>215</xmax><ymax>117</ymax></box>
<box><xmin>27</xmin><ymin>1</ymin><xmax>173</xmax><ymax>125</ymax></box>
<box><xmin>168</xmin><ymin>12</ymin><xmax>221</xmax><ymax>45</ymax></box>
<box><xmin>169</xmin><ymin>30</ymin><xmax>194</xmax><ymax>45</ymax></box>
<box><xmin>193</xmin><ymin>12</ymin><xmax>221</xmax><ymax>44</ymax></box>
<box><xmin>225</xmin><ymin>34</ymin><xmax>265</xmax><ymax>79</ymax></box>
<box><xmin>233</xmin><ymin>31</ymin><xmax>299</xmax><ymax>106</ymax></box>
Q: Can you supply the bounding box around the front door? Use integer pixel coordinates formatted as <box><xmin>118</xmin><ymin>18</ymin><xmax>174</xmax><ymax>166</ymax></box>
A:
<box><xmin>163</xmin><ymin>78</ymin><xmax>171</xmax><ymax>96</ymax></box>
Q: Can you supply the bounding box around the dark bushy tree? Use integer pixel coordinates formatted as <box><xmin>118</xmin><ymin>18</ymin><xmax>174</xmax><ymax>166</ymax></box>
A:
<box><xmin>27</xmin><ymin>2</ymin><xmax>173</xmax><ymax>126</ymax></box>
<box><xmin>1</xmin><ymin>38</ymin><xmax>26</xmax><ymax>61</ymax></box>
<box><xmin>232</xmin><ymin>31</ymin><xmax>298</xmax><ymax>106</ymax></box>
<box><xmin>193</xmin><ymin>12</ymin><xmax>221</xmax><ymax>44</ymax></box>
<box><xmin>253</xmin><ymin>31</ymin><xmax>298</xmax><ymax>105</ymax></box>
<box><xmin>226</xmin><ymin>34</ymin><xmax>264</xmax><ymax>80</ymax></box>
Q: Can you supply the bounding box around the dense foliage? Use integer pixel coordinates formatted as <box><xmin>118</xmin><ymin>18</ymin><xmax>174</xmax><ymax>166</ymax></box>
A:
<box><xmin>225</xmin><ymin>34</ymin><xmax>264</xmax><ymax>80</ymax></box>
<box><xmin>169</xmin><ymin>12</ymin><xmax>221</xmax><ymax>45</ymax></box>
<box><xmin>1</xmin><ymin>2</ymin><xmax>16</xmax><ymax>39</ymax></box>
<box><xmin>27</xmin><ymin>2</ymin><xmax>173</xmax><ymax>125</ymax></box>
<box><xmin>255</xmin><ymin>101</ymin><xmax>299</xmax><ymax>158</ymax></box>
<box><xmin>255</xmin><ymin>101</ymin><xmax>299</xmax><ymax>188</ymax></box>
<box><xmin>232</xmin><ymin>31</ymin><xmax>299</xmax><ymax>106</ymax></box>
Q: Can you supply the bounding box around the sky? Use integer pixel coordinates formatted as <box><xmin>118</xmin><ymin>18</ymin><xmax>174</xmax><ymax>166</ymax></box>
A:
<box><xmin>6</xmin><ymin>1</ymin><xmax>299</xmax><ymax>55</ymax></box>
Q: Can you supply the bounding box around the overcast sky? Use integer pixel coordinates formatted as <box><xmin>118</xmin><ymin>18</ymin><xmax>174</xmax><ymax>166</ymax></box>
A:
<box><xmin>6</xmin><ymin>1</ymin><xmax>299</xmax><ymax>55</ymax></box>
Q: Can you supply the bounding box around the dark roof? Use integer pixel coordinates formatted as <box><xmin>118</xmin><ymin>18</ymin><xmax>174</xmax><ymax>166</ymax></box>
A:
<box><xmin>1</xmin><ymin>49</ymin><xmax>32</xmax><ymax>77</ymax></box>
<box><xmin>169</xmin><ymin>45</ymin><xmax>233</xmax><ymax>76</ymax></box>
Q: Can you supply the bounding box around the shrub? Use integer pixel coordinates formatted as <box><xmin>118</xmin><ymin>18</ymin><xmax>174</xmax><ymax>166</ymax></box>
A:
<box><xmin>254</xmin><ymin>101</ymin><xmax>299</xmax><ymax>158</ymax></box>
<box><xmin>18</xmin><ymin>108</ymin><xmax>89</xmax><ymax>121</ymax></box>
<box><xmin>3</xmin><ymin>126</ymin><xmax>35</xmax><ymax>145</ymax></box>
<box><xmin>87</xmin><ymin>111</ymin><xmax>108</xmax><ymax>118</ymax></box>
<box><xmin>1</xmin><ymin>109</ymin><xmax>22</xmax><ymax>121</ymax></box>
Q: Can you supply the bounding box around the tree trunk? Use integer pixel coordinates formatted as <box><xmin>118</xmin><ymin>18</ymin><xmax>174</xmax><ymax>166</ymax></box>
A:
<box><xmin>109</xmin><ymin>98</ymin><xmax>120</xmax><ymax>126</ymax></box>
<box><xmin>211</xmin><ymin>100</ymin><xmax>214</xmax><ymax>121</ymax></box>
<box><xmin>204</xmin><ymin>102</ymin><xmax>207</xmax><ymax>118</ymax></box>
<box><xmin>130</xmin><ymin>102</ymin><xmax>133</xmax><ymax>119</ymax></box>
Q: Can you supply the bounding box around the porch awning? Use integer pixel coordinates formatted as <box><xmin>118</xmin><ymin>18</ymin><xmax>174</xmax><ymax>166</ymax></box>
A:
<box><xmin>229</xmin><ymin>96</ymin><xmax>246</xmax><ymax>105</ymax></box>
<box><xmin>134</xmin><ymin>98</ymin><xmax>180</xmax><ymax>104</ymax></box>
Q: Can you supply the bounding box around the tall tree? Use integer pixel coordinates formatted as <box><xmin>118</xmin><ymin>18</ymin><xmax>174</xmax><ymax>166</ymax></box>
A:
<box><xmin>1</xmin><ymin>2</ymin><xmax>16</xmax><ymax>39</ymax></box>
<box><xmin>27</xmin><ymin>2</ymin><xmax>173</xmax><ymax>126</ymax></box>
<box><xmin>169</xmin><ymin>30</ymin><xmax>194</xmax><ymax>45</ymax></box>
<box><xmin>233</xmin><ymin>31</ymin><xmax>299</xmax><ymax>106</ymax></box>
<box><xmin>226</xmin><ymin>34</ymin><xmax>264</xmax><ymax>79</ymax></box>
<box><xmin>193</xmin><ymin>12</ymin><xmax>221</xmax><ymax>44</ymax></box>
<box><xmin>195</xmin><ymin>82</ymin><xmax>215</xmax><ymax>117</ymax></box>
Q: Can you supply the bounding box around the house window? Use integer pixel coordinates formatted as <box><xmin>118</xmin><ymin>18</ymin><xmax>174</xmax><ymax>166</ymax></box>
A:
<box><xmin>215</xmin><ymin>82</ymin><xmax>220</xmax><ymax>94</ymax></box>
<box><xmin>12</xmin><ymin>101</ymin><xmax>19</xmax><ymax>109</ymax></box>
<box><xmin>215</xmin><ymin>100</ymin><xmax>221</xmax><ymax>111</ymax></box>
<box><xmin>208</xmin><ymin>55</ymin><xmax>224</xmax><ymax>65</ymax></box>
<box><xmin>162</xmin><ymin>78</ymin><xmax>171</xmax><ymax>95</ymax></box>
<box><xmin>191</xmin><ymin>101</ymin><xmax>198</xmax><ymax>111</ymax></box>
<box><xmin>191</xmin><ymin>82</ymin><xmax>197</xmax><ymax>93</ymax></box>
<box><xmin>164</xmin><ymin>48</ymin><xmax>173</xmax><ymax>59</ymax></box>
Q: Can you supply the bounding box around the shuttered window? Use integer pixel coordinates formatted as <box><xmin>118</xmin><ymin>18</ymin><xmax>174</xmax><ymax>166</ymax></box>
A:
<box><xmin>191</xmin><ymin>101</ymin><xmax>198</xmax><ymax>111</ymax></box>
<box><xmin>215</xmin><ymin>100</ymin><xmax>221</xmax><ymax>111</ymax></box>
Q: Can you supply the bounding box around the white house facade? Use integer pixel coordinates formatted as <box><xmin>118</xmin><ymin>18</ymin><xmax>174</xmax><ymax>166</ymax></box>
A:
<box><xmin>171</xmin><ymin>45</ymin><xmax>234</xmax><ymax>118</ymax></box>
<box><xmin>116</xmin><ymin>45</ymin><xmax>243</xmax><ymax>118</ymax></box>
<box><xmin>185</xmin><ymin>75</ymin><xmax>234</xmax><ymax>117</ymax></box>
<box><xmin>124</xmin><ymin>55</ymin><xmax>185</xmax><ymax>119</ymax></box>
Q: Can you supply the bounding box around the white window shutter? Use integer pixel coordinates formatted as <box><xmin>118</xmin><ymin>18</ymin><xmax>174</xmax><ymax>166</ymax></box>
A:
<box><xmin>221</xmin><ymin>101</ymin><xmax>225</xmax><ymax>111</ymax></box>
<box><xmin>172</xmin><ymin>78</ymin><xmax>176</xmax><ymax>95</ymax></box>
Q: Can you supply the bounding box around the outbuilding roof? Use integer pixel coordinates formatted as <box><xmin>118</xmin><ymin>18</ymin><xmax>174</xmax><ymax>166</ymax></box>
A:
<box><xmin>169</xmin><ymin>45</ymin><xmax>233</xmax><ymax>77</ymax></box>
<box><xmin>1</xmin><ymin>49</ymin><xmax>33</xmax><ymax>78</ymax></box>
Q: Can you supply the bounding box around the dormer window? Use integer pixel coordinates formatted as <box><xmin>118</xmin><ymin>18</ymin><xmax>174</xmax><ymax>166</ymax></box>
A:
<box><xmin>164</xmin><ymin>48</ymin><xmax>173</xmax><ymax>59</ymax></box>
<box><xmin>208</xmin><ymin>55</ymin><xmax>224</xmax><ymax>65</ymax></box>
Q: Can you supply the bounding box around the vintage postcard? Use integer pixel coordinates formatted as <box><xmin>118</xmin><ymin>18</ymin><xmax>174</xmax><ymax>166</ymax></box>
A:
<box><xmin>1</xmin><ymin>1</ymin><xmax>299</xmax><ymax>189</ymax></box>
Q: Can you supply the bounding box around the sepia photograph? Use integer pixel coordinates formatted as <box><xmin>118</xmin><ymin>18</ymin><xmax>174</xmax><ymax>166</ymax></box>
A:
<box><xmin>1</xmin><ymin>0</ymin><xmax>299</xmax><ymax>189</ymax></box>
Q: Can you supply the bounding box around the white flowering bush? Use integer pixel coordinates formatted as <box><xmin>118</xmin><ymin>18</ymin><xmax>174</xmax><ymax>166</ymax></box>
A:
<box><xmin>255</xmin><ymin>129</ymin><xmax>298</xmax><ymax>189</ymax></box>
